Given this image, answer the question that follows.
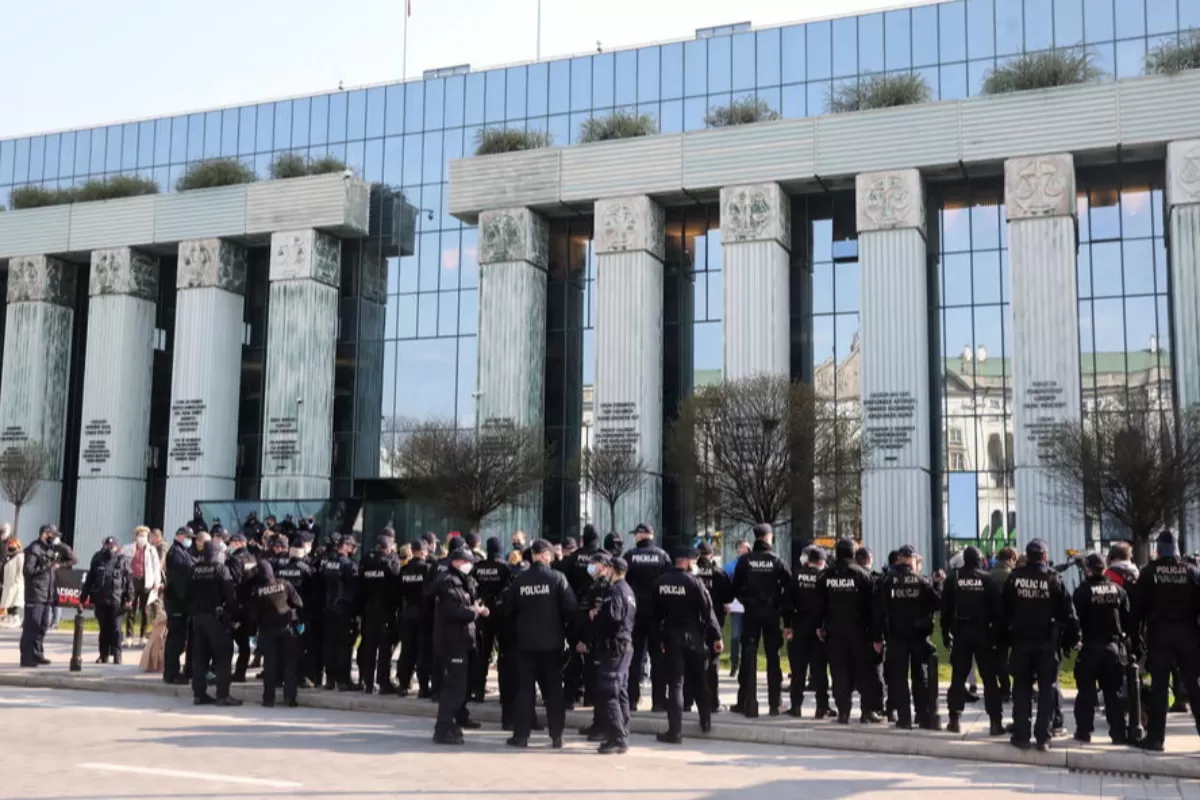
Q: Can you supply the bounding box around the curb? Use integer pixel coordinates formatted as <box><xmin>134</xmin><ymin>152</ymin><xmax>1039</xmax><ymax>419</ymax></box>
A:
<box><xmin>3</xmin><ymin>671</ymin><xmax>1195</xmax><ymax>778</ymax></box>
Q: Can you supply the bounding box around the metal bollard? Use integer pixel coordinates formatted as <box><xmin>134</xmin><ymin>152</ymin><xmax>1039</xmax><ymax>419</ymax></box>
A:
<box><xmin>1127</xmin><ymin>658</ymin><xmax>1145</xmax><ymax>743</ymax></box>
<box><xmin>926</xmin><ymin>649</ymin><xmax>942</xmax><ymax>730</ymax></box>
<box><xmin>69</xmin><ymin>608</ymin><xmax>85</xmax><ymax>672</ymax></box>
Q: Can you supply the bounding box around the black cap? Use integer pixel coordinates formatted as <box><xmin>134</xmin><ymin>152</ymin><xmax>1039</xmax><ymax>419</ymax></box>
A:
<box><xmin>697</xmin><ymin>541</ymin><xmax>714</xmax><ymax>557</ymax></box>
<box><xmin>410</xmin><ymin>539</ymin><xmax>427</xmax><ymax>553</ymax></box>
<box><xmin>1026</xmin><ymin>539</ymin><xmax>1049</xmax><ymax>557</ymax></box>
<box><xmin>422</xmin><ymin>531</ymin><xmax>438</xmax><ymax>545</ymax></box>
<box><xmin>562</xmin><ymin>537</ymin><xmax>577</xmax><ymax>550</ymax></box>
<box><xmin>530</xmin><ymin>539</ymin><xmax>553</xmax><ymax>555</ymax></box>
<box><xmin>449</xmin><ymin>548</ymin><xmax>474</xmax><ymax>563</ymax></box>
<box><xmin>611</xmin><ymin>556</ymin><xmax>628</xmax><ymax>572</ymax></box>
<box><xmin>835</xmin><ymin>538</ymin><xmax>856</xmax><ymax>559</ymax></box>
<box><xmin>804</xmin><ymin>545</ymin><xmax>826</xmax><ymax>563</ymax></box>
<box><xmin>447</xmin><ymin>536</ymin><xmax>465</xmax><ymax>552</ymax></box>
<box><xmin>464</xmin><ymin>532</ymin><xmax>481</xmax><ymax>549</ymax></box>
<box><xmin>102</xmin><ymin>536</ymin><xmax>118</xmax><ymax>548</ymax></box>
<box><xmin>175</xmin><ymin>527</ymin><xmax>191</xmax><ymax>537</ymax></box>
<box><xmin>671</xmin><ymin>545</ymin><xmax>698</xmax><ymax>560</ymax></box>
<box><xmin>632</xmin><ymin>523</ymin><xmax>653</xmax><ymax>536</ymax></box>
<box><xmin>604</xmin><ymin>533</ymin><xmax>623</xmax><ymax>551</ymax></box>
<box><xmin>582</xmin><ymin>524</ymin><xmax>599</xmax><ymax>545</ymax></box>
<box><xmin>485</xmin><ymin>536</ymin><xmax>502</xmax><ymax>556</ymax></box>
<box><xmin>1158</xmin><ymin>529</ymin><xmax>1178</xmax><ymax>546</ymax></box>
<box><xmin>589</xmin><ymin>551</ymin><xmax>612</xmax><ymax>566</ymax></box>
<box><xmin>1085</xmin><ymin>553</ymin><xmax>1107</xmax><ymax>572</ymax></box>
<box><xmin>341</xmin><ymin>535</ymin><xmax>358</xmax><ymax>548</ymax></box>
<box><xmin>854</xmin><ymin>547</ymin><xmax>873</xmax><ymax>564</ymax></box>
<box><xmin>377</xmin><ymin>530</ymin><xmax>395</xmax><ymax>545</ymax></box>
<box><xmin>897</xmin><ymin>544</ymin><xmax>917</xmax><ymax>558</ymax></box>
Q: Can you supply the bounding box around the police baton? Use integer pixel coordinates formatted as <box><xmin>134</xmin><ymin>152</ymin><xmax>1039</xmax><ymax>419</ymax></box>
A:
<box><xmin>69</xmin><ymin>608</ymin><xmax>85</xmax><ymax>672</ymax></box>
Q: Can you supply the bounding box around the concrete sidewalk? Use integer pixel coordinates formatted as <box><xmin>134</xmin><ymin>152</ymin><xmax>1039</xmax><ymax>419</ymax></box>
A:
<box><xmin>4</xmin><ymin>628</ymin><xmax>1199</xmax><ymax>779</ymax></box>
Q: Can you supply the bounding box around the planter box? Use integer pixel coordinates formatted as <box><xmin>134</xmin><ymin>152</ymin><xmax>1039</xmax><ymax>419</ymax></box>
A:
<box><xmin>0</xmin><ymin>173</ymin><xmax>372</xmax><ymax>261</ymax></box>
<box><xmin>447</xmin><ymin>148</ymin><xmax>561</xmax><ymax>222</ymax></box>
<box><xmin>560</xmin><ymin>134</ymin><xmax>684</xmax><ymax>204</ymax></box>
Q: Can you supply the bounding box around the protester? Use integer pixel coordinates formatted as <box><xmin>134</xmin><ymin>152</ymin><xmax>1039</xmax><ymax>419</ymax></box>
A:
<box><xmin>124</xmin><ymin>526</ymin><xmax>162</xmax><ymax>646</ymax></box>
<box><xmin>1</xmin><ymin>536</ymin><xmax>24</xmax><ymax>628</ymax></box>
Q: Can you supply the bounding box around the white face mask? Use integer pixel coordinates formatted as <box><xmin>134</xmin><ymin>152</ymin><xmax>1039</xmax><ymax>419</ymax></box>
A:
<box><xmin>457</xmin><ymin>562</ymin><xmax>473</xmax><ymax>575</ymax></box>
<box><xmin>135</xmin><ymin>536</ymin><xmax>147</xmax><ymax>546</ymax></box>
<box><xmin>587</xmin><ymin>563</ymin><xmax>599</xmax><ymax>578</ymax></box>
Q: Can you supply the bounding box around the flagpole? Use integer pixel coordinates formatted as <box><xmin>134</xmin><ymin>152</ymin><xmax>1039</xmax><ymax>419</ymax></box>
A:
<box><xmin>402</xmin><ymin>0</ymin><xmax>409</xmax><ymax>80</ymax></box>
<box><xmin>536</xmin><ymin>0</ymin><xmax>542</xmax><ymax>61</ymax></box>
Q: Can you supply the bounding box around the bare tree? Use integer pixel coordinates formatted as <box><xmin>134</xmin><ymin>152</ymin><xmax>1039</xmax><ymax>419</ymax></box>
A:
<box><xmin>396</xmin><ymin>418</ymin><xmax>550</xmax><ymax>530</ymax></box>
<box><xmin>0</xmin><ymin>440</ymin><xmax>50</xmax><ymax>537</ymax></box>
<box><xmin>1041</xmin><ymin>401</ymin><xmax>1200</xmax><ymax>565</ymax></box>
<box><xmin>380</xmin><ymin>415</ymin><xmax>421</xmax><ymax>478</ymax></box>
<box><xmin>667</xmin><ymin>375</ymin><xmax>865</xmax><ymax>529</ymax></box>
<box><xmin>573</xmin><ymin>446</ymin><xmax>647</xmax><ymax>535</ymax></box>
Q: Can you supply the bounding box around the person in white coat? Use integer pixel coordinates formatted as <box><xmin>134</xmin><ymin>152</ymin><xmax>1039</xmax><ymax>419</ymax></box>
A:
<box><xmin>123</xmin><ymin>526</ymin><xmax>162</xmax><ymax>646</ymax></box>
<box><xmin>1</xmin><ymin>537</ymin><xmax>24</xmax><ymax>628</ymax></box>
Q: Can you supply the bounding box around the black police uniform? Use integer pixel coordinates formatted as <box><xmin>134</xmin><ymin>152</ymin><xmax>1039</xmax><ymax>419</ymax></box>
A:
<box><xmin>432</xmin><ymin>563</ymin><xmax>480</xmax><ymax>742</ymax></box>
<box><xmin>225</xmin><ymin>545</ymin><xmax>259</xmax><ymax>682</ymax></box>
<box><xmin>622</xmin><ymin>538</ymin><xmax>671</xmax><ymax>711</ymax></box>
<box><xmin>358</xmin><ymin>547</ymin><xmax>402</xmax><ymax>692</ymax></box>
<box><xmin>502</xmin><ymin>560</ymin><xmax>578</xmax><ymax>743</ymax></box>
<box><xmin>873</xmin><ymin>562</ymin><xmax>941</xmax><ymax>729</ymax></box>
<box><xmin>248</xmin><ymin>568</ymin><xmax>304</xmax><ymax>706</ymax></box>
<box><xmin>784</xmin><ymin>558</ymin><xmax>830</xmax><ymax>716</ymax></box>
<box><xmin>397</xmin><ymin>554</ymin><xmax>434</xmax><ymax>696</ymax></box>
<box><xmin>322</xmin><ymin>550</ymin><xmax>360</xmax><ymax>689</ymax></box>
<box><xmin>162</xmin><ymin>539</ymin><xmax>195</xmax><ymax>682</ymax></box>
<box><xmin>592</xmin><ymin>574</ymin><xmax>637</xmax><ymax>752</ymax></box>
<box><xmin>185</xmin><ymin>549</ymin><xmax>238</xmax><ymax>703</ymax></box>
<box><xmin>695</xmin><ymin>555</ymin><xmax>734</xmax><ymax>712</ymax></box>
<box><xmin>731</xmin><ymin>539</ymin><xmax>792</xmax><ymax>716</ymax></box>
<box><xmin>1003</xmin><ymin>553</ymin><xmax>1078</xmax><ymax>747</ymax></box>
<box><xmin>561</xmin><ymin>540</ymin><xmax>601</xmax><ymax>706</ymax></box>
<box><xmin>424</xmin><ymin>554</ymin><xmax>454</xmax><ymax>698</ymax></box>
<box><xmin>942</xmin><ymin>561</ymin><xmax>1004</xmax><ymax>728</ymax></box>
<box><xmin>79</xmin><ymin>548</ymin><xmax>134</xmax><ymax>664</ymax></box>
<box><xmin>653</xmin><ymin>565</ymin><xmax>722</xmax><ymax>738</ymax></box>
<box><xmin>471</xmin><ymin>553</ymin><xmax>512</xmax><ymax>703</ymax></box>
<box><xmin>1073</xmin><ymin>571</ymin><xmax>1132</xmax><ymax>742</ymax></box>
<box><xmin>1133</xmin><ymin>548</ymin><xmax>1200</xmax><ymax>748</ymax></box>
<box><xmin>817</xmin><ymin>554</ymin><xmax>882</xmax><ymax>721</ymax></box>
<box><xmin>302</xmin><ymin>545</ymin><xmax>328</xmax><ymax>687</ymax></box>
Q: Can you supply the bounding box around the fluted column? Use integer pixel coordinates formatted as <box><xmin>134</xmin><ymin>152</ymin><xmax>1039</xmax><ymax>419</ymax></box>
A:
<box><xmin>0</xmin><ymin>256</ymin><xmax>76</xmax><ymax>539</ymax></box>
<box><xmin>720</xmin><ymin>183</ymin><xmax>791</xmax><ymax>379</ymax></box>
<box><xmin>1006</xmin><ymin>154</ymin><xmax>1081</xmax><ymax>561</ymax></box>
<box><xmin>857</xmin><ymin>169</ymin><xmax>932</xmax><ymax>559</ymax></box>
<box><xmin>477</xmin><ymin>208</ymin><xmax>549</xmax><ymax>537</ymax></box>
<box><xmin>163</xmin><ymin>239</ymin><xmax>248</xmax><ymax>529</ymax></box>
<box><xmin>594</xmin><ymin>195</ymin><xmax>664</xmax><ymax>534</ymax></box>
<box><xmin>1168</xmin><ymin>141</ymin><xmax>1200</xmax><ymax>545</ymax></box>
<box><xmin>73</xmin><ymin>248</ymin><xmax>159</xmax><ymax>556</ymax></box>
<box><xmin>260</xmin><ymin>229</ymin><xmax>340</xmax><ymax>500</ymax></box>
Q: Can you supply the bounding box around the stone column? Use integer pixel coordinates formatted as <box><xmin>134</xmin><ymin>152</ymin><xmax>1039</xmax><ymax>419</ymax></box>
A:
<box><xmin>720</xmin><ymin>183</ymin><xmax>791</xmax><ymax>379</ymax></box>
<box><xmin>73</xmin><ymin>248</ymin><xmax>159</xmax><ymax>556</ymax></box>
<box><xmin>1006</xmin><ymin>154</ymin><xmax>1081</xmax><ymax>561</ymax></box>
<box><xmin>259</xmin><ymin>229</ymin><xmax>340</xmax><ymax>500</ymax></box>
<box><xmin>593</xmin><ymin>195</ymin><xmax>664</xmax><ymax>535</ymax></box>
<box><xmin>0</xmin><ymin>256</ymin><xmax>76</xmax><ymax>539</ymax></box>
<box><xmin>352</xmin><ymin>247</ymin><xmax>386</xmax><ymax>482</ymax></box>
<box><xmin>477</xmin><ymin>207</ymin><xmax>549</xmax><ymax>537</ymax></box>
<box><xmin>856</xmin><ymin>170</ymin><xmax>932</xmax><ymax>559</ymax></box>
<box><xmin>1167</xmin><ymin>141</ymin><xmax>1200</xmax><ymax>546</ymax></box>
<box><xmin>163</xmin><ymin>239</ymin><xmax>248</xmax><ymax>530</ymax></box>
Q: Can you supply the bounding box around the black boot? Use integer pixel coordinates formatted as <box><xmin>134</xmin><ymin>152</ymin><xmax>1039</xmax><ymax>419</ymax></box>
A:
<box><xmin>947</xmin><ymin>714</ymin><xmax>961</xmax><ymax>734</ymax></box>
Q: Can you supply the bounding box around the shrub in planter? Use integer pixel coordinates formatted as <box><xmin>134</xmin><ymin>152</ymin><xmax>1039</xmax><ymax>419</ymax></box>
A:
<box><xmin>268</xmin><ymin>152</ymin><xmax>310</xmax><ymax>180</ymax></box>
<box><xmin>176</xmin><ymin>158</ymin><xmax>257</xmax><ymax>191</ymax></box>
<box><xmin>1145</xmin><ymin>31</ymin><xmax>1200</xmax><ymax>75</ymax></box>
<box><xmin>308</xmin><ymin>155</ymin><xmax>349</xmax><ymax>175</ymax></box>
<box><xmin>74</xmin><ymin>175</ymin><xmax>159</xmax><ymax>202</ymax></box>
<box><xmin>704</xmin><ymin>96</ymin><xmax>782</xmax><ymax>127</ymax></box>
<box><xmin>9</xmin><ymin>185</ymin><xmax>76</xmax><ymax>209</ymax></box>
<box><xmin>474</xmin><ymin>127</ymin><xmax>552</xmax><ymax>156</ymax></box>
<box><xmin>981</xmin><ymin>49</ymin><xmax>1103</xmax><ymax>94</ymax></box>
<box><xmin>578</xmin><ymin>110</ymin><xmax>658</xmax><ymax>142</ymax></box>
<box><xmin>829</xmin><ymin>74</ymin><xmax>931</xmax><ymax>113</ymax></box>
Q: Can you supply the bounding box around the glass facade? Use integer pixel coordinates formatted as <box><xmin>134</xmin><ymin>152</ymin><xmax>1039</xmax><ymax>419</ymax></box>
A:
<box><xmin>0</xmin><ymin>0</ymin><xmax>1195</xmax><ymax>544</ymax></box>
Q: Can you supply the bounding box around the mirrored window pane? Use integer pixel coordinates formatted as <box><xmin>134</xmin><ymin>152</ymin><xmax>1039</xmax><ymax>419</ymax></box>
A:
<box><xmin>237</xmin><ymin>106</ymin><xmax>256</xmax><ymax>155</ymax></box>
<box><xmin>757</xmin><ymin>28</ymin><xmax>781</xmax><ymax>86</ymax></box>
<box><xmin>941</xmin><ymin>0</ymin><xmax>968</xmax><ymax>62</ymax></box>
<box><xmin>913</xmin><ymin>5</ymin><xmax>939</xmax><ymax>66</ymax></box>
<box><xmin>1084</xmin><ymin>0</ymin><xmax>1115</xmax><ymax>40</ymax></box>
<box><xmin>292</xmin><ymin>98</ymin><xmax>311</xmax><ymax>149</ymax></box>
<box><xmin>615</xmin><ymin>51</ymin><xmax>637</xmax><ymax>105</ymax></box>
<box><xmin>684</xmin><ymin>39</ymin><xmax>707</xmax><ymax>95</ymax></box>
<box><xmin>123</xmin><ymin>122</ymin><xmax>140</xmax><ymax>168</ymax></box>
<box><xmin>464</xmin><ymin>73</ymin><xmax>485</xmax><ymax>126</ymax></box>
<box><xmin>808</xmin><ymin>20</ymin><xmax>832</xmax><ymax>80</ymax></box>
<box><xmin>404</xmin><ymin>81</ymin><xmax>424</xmax><ymax>133</ymax></box>
<box><xmin>571</xmin><ymin>57</ymin><xmax>592</xmax><ymax>111</ymax></box>
<box><xmin>968</xmin><ymin>0</ymin><xmax>996</xmax><ymax>58</ymax></box>
<box><xmin>202</xmin><ymin>113</ymin><xmax>220</xmax><ymax>160</ymax></box>
<box><xmin>995</xmin><ymin>0</ymin><xmax>1022</xmax><ymax>55</ymax></box>
<box><xmin>1116</xmin><ymin>0</ymin><xmax>1147</xmax><ymax>36</ymax></box>
<box><xmin>833</xmin><ymin>16</ymin><xmax>858</xmax><ymax>77</ymax></box>
<box><xmin>592</xmin><ymin>54</ymin><xmax>614</xmax><ymax>109</ymax></box>
<box><xmin>367</xmin><ymin>87</ymin><xmax>386</xmax><ymax>138</ymax></box>
<box><xmin>1025</xmin><ymin>0</ymin><xmax>1054</xmax><ymax>51</ymax></box>
<box><xmin>885</xmin><ymin>9</ymin><xmax>912</xmax><ymax>70</ymax></box>
<box><xmin>782</xmin><ymin>25</ymin><xmax>807</xmax><ymax>83</ymax></box>
<box><xmin>272</xmin><ymin>104</ymin><xmax>291</xmax><ymax>151</ymax></box>
<box><xmin>732</xmin><ymin>31</ymin><xmax>755</xmax><ymax>90</ymax></box>
<box><xmin>59</xmin><ymin>131</ymin><xmax>76</xmax><ymax>177</ymax></box>
<box><xmin>1056</xmin><ymin>0</ymin><xmax>1085</xmax><ymax>46</ymax></box>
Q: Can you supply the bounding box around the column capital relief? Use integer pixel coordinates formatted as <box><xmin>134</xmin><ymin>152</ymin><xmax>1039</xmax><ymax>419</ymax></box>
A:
<box><xmin>7</xmin><ymin>255</ymin><xmax>76</xmax><ymax>306</ymax></box>
<box><xmin>177</xmin><ymin>238</ymin><xmax>248</xmax><ymax>294</ymax></box>
<box><xmin>856</xmin><ymin>169</ymin><xmax>925</xmax><ymax>233</ymax></box>
<box><xmin>90</xmin><ymin>248</ymin><xmax>159</xmax><ymax>300</ymax></box>
<box><xmin>1004</xmin><ymin>154</ymin><xmax>1076</xmax><ymax>220</ymax></box>
<box><xmin>720</xmin><ymin>183</ymin><xmax>791</xmax><ymax>248</ymax></box>
<box><xmin>269</xmin><ymin>229</ymin><xmax>341</xmax><ymax>288</ymax></box>
<box><xmin>594</xmin><ymin>195</ymin><xmax>665</xmax><ymax>260</ymax></box>
<box><xmin>478</xmin><ymin>207</ymin><xmax>549</xmax><ymax>269</ymax></box>
<box><xmin>1168</xmin><ymin>140</ymin><xmax>1200</xmax><ymax>208</ymax></box>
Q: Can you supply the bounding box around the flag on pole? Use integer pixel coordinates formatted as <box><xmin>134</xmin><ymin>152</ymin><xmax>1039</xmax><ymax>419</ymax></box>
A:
<box><xmin>407</xmin><ymin>0</ymin><xmax>412</xmax><ymax>16</ymax></box>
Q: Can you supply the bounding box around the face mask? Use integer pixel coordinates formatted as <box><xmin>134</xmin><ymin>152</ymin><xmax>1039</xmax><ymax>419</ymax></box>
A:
<box><xmin>215</xmin><ymin>541</ymin><xmax>228</xmax><ymax>554</ymax></box>
<box><xmin>587</xmin><ymin>563</ymin><xmax>599</xmax><ymax>578</ymax></box>
<box><xmin>457</xmin><ymin>562</ymin><xmax>473</xmax><ymax>575</ymax></box>
<box><xmin>136</xmin><ymin>536</ymin><xmax>147</xmax><ymax>546</ymax></box>
<box><xmin>50</xmin><ymin>536</ymin><xmax>61</xmax><ymax>547</ymax></box>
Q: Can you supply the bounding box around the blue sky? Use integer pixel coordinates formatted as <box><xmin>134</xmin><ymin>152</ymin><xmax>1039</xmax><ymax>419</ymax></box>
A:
<box><xmin>0</xmin><ymin>0</ymin><xmax>927</xmax><ymax>138</ymax></box>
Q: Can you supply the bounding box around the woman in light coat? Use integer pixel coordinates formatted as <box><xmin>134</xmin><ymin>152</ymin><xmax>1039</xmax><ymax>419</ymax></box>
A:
<box><xmin>123</xmin><ymin>527</ymin><xmax>162</xmax><ymax>645</ymax></box>
<box><xmin>0</xmin><ymin>538</ymin><xmax>24</xmax><ymax>627</ymax></box>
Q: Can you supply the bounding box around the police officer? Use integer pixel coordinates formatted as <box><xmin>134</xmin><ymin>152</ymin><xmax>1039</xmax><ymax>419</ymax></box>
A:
<box><xmin>19</xmin><ymin>525</ymin><xmax>72</xmax><ymax>668</ymax></box>
<box><xmin>322</xmin><ymin>534</ymin><xmax>361</xmax><ymax>691</ymax></box>
<box><xmin>784</xmin><ymin>545</ymin><xmax>831</xmax><ymax>719</ymax></box>
<box><xmin>561</xmin><ymin>525</ymin><xmax>602</xmax><ymax>708</ymax></box>
<box><xmin>247</xmin><ymin>561</ymin><xmax>303</xmax><ymax>707</ymax></box>
<box><xmin>185</xmin><ymin>532</ymin><xmax>242</xmax><ymax>707</ymax></box>
<box><xmin>271</xmin><ymin>535</ymin><xmax>315</xmax><ymax>685</ymax></box>
<box><xmin>79</xmin><ymin>537</ymin><xmax>134</xmax><ymax>665</ymax></box>
<box><xmin>622</xmin><ymin>523</ymin><xmax>671</xmax><ymax>712</ymax></box>
<box><xmin>397</xmin><ymin>540</ymin><xmax>434</xmax><ymax>697</ymax></box>
<box><xmin>857</xmin><ymin>546</ymin><xmax>888</xmax><ymax>719</ymax></box>
<box><xmin>241</xmin><ymin>511</ymin><xmax>266</xmax><ymax>543</ymax></box>
<box><xmin>694</xmin><ymin>541</ymin><xmax>733</xmax><ymax>714</ymax></box>
<box><xmin>942</xmin><ymin>545</ymin><xmax>1005</xmax><ymax>736</ymax></box>
<box><xmin>471</xmin><ymin>537</ymin><xmax>512</xmax><ymax>704</ymax></box>
<box><xmin>586</xmin><ymin>553</ymin><xmax>636</xmax><ymax>755</ymax></box>
<box><xmin>502</xmin><ymin>539</ymin><xmax>577</xmax><ymax>748</ymax></box>
<box><xmin>224</xmin><ymin>532</ymin><xmax>258</xmax><ymax>682</ymax></box>
<box><xmin>1072</xmin><ymin>553</ymin><xmax>1132</xmax><ymax>744</ymax></box>
<box><xmin>162</xmin><ymin>527</ymin><xmax>195</xmax><ymax>684</ymax></box>
<box><xmin>818</xmin><ymin>538</ymin><xmax>883</xmax><ymax>724</ymax></box>
<box><xmin>604</xmin><ymin>533</ymin><xmax>624</xmax><ymax>558</ymax></box>
<box><xmin>358</xmin><ymin>531</ymin><xmax>402</xmax><ymax>694</ymax></box>
<box><xmin>652</xmin><ymin>546</ymin><xmax>723</xmax><ymax>744</ymax></box>
<box><xmin>431</xmin><ymin>549</ymin><xmax>487</xmax><ymax>745</ymax></box>
<box><xmin>302</xmin><ymin>532</ymin><xmax>329</xmax><ymax>689</ymax></box>
<box><xmin>873</xmin><ymin>544</ymin><xmax>941</xmax><ymax>731</ymax></box>
<box><xmin>1132</xmin><ymin>529</ymin><xmax>1200</xmax><ymax>751</ymax></box>
<box><xmin>731</xmin><ymin>523</ymin><xmax>792</xmax><ymax>718</ymax></box>
<box><xmin>1003</xmin><ymin>538</ymin><xmax>1078</xmax><ymax>751</ymax></box>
